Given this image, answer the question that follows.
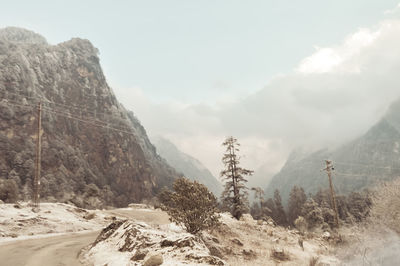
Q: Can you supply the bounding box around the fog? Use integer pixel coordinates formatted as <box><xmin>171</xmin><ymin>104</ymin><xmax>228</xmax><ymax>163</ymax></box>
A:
<box><xmin>117</xmin><ymin>18</ymin><xmax>400</xmax><ymax>178</ymax></box>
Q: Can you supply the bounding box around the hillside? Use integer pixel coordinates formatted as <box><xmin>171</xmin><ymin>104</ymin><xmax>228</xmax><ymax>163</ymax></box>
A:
<box><xmin>266</xmin><ymin>98</ymin><xmax>400</xmax><ymax>204</ymax></box>
<box><xmin>0</xmin><ymin>27</ymin><xmax>178</xmax><ymax>208</ymax></box>
<box><xmin>152</xmin><ymin>137</ymin><xmax>223</xmax><ymax>196</ymax></box>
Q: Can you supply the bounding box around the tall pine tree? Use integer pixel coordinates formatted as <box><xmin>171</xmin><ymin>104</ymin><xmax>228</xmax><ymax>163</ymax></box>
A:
<box><xmin>220</xmin><ymin>136</ymin><xmax>253</xmax><ymax>219</ymax></box>
<box><xmin>288</xmin><ymin>185</ymin><xmax>307</xmax><ymax>225</ymax></box>
<box><xmin>273</xmin><ymin>189</ymin><xmax>288</xmax><ymax>226</ymax></box>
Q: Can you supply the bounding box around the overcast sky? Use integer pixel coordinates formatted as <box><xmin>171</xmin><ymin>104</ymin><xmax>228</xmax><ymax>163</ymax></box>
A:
<box><xmin>2</xmin><ymin>1</ymin><xmax>400</xmax><ymax>177</ymax></box>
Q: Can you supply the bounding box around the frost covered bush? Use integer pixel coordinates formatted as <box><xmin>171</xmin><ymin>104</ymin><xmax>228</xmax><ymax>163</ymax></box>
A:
<box><xmin>301</xmin><ymin>198</ymin><xmax>324</xmax><ymax>230</ymax></box>
<box><xmin>294</xmin><ymin>216</ymin><xmax>308</xmax><ymax>233</ymax></box>
<box><xmin>370</xmin><ymin>178</ymin><xmax>400</xmax><ymax>234</ymax></box>
<box><xmin>158</xmin><ymin>177</ymin><xmax>220</xmax><ymax>234</ymax></box>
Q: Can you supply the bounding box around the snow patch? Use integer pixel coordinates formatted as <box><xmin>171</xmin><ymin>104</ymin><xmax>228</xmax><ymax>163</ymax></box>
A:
<box><xmin>0</xmin><ymin>202</ymin><xmax>110</xmax><ymax>242</ymax></box>
<box><xmin>82</xmin><ymin>220</ymin><xmax>225</xmax><ymax>265</ymax></box>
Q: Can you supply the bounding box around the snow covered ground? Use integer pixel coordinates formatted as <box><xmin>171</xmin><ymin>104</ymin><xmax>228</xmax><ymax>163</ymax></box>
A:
<box><xmin>0</xmin><ymin>202</ymin><xmax>341</xmax><ymax>265</ymax></box>
<box><xmin>0</xmin><ymin>202</ymin><xmax>111</xmax><ymax>243</ymax></box>
<box><xmin>82</xmin><ymin>220</ymin><xmax>224</xmax><ymax>266</ymax></box>
<box><xmin>82</xmin><ymin>212</ymin><xmax>340</xmax><ymax>266</ymax></box>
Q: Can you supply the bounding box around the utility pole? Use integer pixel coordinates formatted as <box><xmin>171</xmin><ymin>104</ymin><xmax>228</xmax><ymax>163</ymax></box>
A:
<box><xmin>33</xmin><ymin>102</ymin><xmax>42</xmax><ymax>209</ymax></box>
<box><xmin>323</xmin><ymin>160</ymin><xmax>339</xmax><ymax>228</ymax></box>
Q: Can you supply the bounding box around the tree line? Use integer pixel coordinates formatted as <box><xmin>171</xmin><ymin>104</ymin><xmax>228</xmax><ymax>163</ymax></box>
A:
<box><xmin>158</xmin><ymin>136</ymin><xmax>373</xmax><ymax>234</ymax></box>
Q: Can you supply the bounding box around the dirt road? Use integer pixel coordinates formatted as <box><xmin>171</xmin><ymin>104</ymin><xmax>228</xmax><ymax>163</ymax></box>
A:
<box><xmin>0</xmin><ymin>208</ymin><xmax>169</xmax><ymax>266</ymax></box>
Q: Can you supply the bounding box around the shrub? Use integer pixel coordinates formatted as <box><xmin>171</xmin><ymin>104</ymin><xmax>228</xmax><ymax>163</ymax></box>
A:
<box><xmin>301</xmin><ymin>198</ymin><xmax>324</xmax><ymax>230</ymax></box>
<box><xmin>158</xmin><ymin>177</ymin><xmax>220</xmax><ymax>234</ymax></box>
<box><xmin>294</xmin><ymin>216</ymin><xmax>308</xmax><ymax>233</ymax></box>
<box><xmin>0</xmin><ymin>179</ymin><xmax>19</xmax><ymax>203</ymax></box>
<box><xmin>370</xmin><ymin>178</ymin><xmax>400</xmax><ymax>234</ymax></box>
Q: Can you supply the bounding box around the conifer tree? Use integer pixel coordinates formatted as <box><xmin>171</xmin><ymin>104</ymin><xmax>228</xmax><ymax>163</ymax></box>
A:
<box><xmin>220</xmin><ymin>136</ymin><xmax>253</xmax><ymax>219</ymax></box>
<box><xmin>273</xmin><ymin>189</ymin><xmax>288</xmax><ymax>226</ymax></box>
<box><xmin>288</xmin><ymin>185</ymin><xmax>307</xmax><ymax>225</ymax></box>
<box><xmin>250</xmin><ymin>187</ymin><xmax>271</xmax><ymax>220</ymax></box>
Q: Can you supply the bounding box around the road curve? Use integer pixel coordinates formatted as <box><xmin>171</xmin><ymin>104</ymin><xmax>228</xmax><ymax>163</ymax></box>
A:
<box><xmin>0</xmin><ymin>231</ymin><xmax>98</xmax><ymax>266</ymax></box>
<box><xmin>0</xmin><ymin>208</ymin><xmax>169</xmax><ymax>266</ymax></box>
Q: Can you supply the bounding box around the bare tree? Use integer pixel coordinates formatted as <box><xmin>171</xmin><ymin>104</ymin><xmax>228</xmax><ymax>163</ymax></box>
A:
<box><xmin>220</xmin><ymin>136</ymin><xmax>253</xmax><ymax>219</ymax></box>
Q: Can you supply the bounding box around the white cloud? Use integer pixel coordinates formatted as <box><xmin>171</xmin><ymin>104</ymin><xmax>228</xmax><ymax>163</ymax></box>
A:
<box><xmin>297</xmin><ymin>27</ymin><xmax>380</xmax><ymax>74</ymax></box>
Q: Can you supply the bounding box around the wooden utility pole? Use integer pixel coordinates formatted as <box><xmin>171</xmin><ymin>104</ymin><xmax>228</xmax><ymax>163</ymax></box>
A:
<box><xmin>323</xmin><ymin>160</ymin><xmax>339</xmax><ymax>228</ymax></box>
<box><xmin>33</xmin><ymin>102</ymin><xmax>42</xmax><ymax>209</ymax></box>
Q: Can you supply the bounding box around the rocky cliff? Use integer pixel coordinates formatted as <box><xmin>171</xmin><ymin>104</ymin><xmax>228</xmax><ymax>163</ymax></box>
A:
<box><xmin>266</xmin><ymin>98</ymin><xmax>400</xmax><ymax>204</ymax></box>
<box><xmin>0</xmin><ymin>27</ymin><xmax>178</xmax><ymax>207</ymax></box>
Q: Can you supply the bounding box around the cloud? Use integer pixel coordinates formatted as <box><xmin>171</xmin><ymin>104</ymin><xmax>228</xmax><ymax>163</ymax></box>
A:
<box><xmin>384</xmin><ymin>3</ymin><xmax>400</xmax><ymax>15</ymax></box>
<box><xmin>297</xmin><ymin>28</ymin><xmax>380</xmax><ymax>74</ymax></box>
<box><xmin>114</xmin><ymin>19</ymin><xmax>400</xmax><ymax>178</ymax></box>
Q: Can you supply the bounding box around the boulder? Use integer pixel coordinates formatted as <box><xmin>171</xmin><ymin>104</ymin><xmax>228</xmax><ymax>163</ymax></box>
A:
<box><xmin>143</xmin><ymin>254</ymin><xmax>163</xmax><ymax>266</ymax></box>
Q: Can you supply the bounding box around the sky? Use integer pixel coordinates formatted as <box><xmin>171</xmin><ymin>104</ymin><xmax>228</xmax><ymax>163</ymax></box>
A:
<box><xmin>2</xmin><ymin>1</ymin><xmax>400</xmax><ymax>178</ymax></box>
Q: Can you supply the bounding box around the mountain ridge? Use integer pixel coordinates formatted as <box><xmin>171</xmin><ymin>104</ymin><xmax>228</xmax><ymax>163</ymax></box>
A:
<box><xmin>0</xmin><ymin>27</ymin><xmax>178</xmax><ymax>207</ymax></box>
<box><xmin>152</xmin><ymin>136</ymin><xmax>223</xmax><ymax>196</ymax></box>
<box><xmin>265</xmin><ymin>98</ymin><xmax>400</xmax><ymax>204</ymax></box>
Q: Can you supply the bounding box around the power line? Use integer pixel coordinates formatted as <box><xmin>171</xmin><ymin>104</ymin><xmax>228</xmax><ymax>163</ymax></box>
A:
<box><xmin>0</xmin><ymin>95</ymin><xmax>134</xmax><ymax>133</ymax></box>
<box><xmin>43</xmin><ymin>109</ymin><xmax>138</xmax><ymax>136</ymax></box>
<box><xmin>1</xmin><ymin>90</ymin><xmax>124</xmax><ymax>118</ymax></box>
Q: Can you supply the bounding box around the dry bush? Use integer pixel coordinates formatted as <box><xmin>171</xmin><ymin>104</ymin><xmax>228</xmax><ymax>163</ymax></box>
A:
<box><xmin>309</xmin><ymin>256</ymin><xmax>319</xmax><ymax>266</ymax></box>
<box><xmin>370</xmin><ymin>178</ymin><xmax>400</xmax><ymax>234</ymax></box>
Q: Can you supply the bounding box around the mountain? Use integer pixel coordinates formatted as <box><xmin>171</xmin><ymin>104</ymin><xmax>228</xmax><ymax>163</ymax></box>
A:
<box><xmin>152</xmin><ymin>137</ymin><xmax>223</xmax><ymax>196</ymax></box>
<box><xmin>248</xmin><ymin>163</ymin><xmax>275</xmax><ymax>190</ymax></box>
<box><xmin>266</xmin><ymin>98</ymin><xmax>400</xmax><ymax>205</ymax></box>
<box><xmin>0</xmin><ymin>27</ymin><xmax>178</xmax><ymax>208</ymax></box>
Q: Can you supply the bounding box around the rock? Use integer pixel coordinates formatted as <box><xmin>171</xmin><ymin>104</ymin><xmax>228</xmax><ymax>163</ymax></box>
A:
<box><xmin>270</xmin><ymin>247</ymin><xmax>290</xmax><ymax>261</ymax></box>
<box><xmin>13</xmin><ymin>203</ymin><xmax>21</xmax><ymax>209</ymax></box>
<box><xmin>257</xmin><ymin>220</ymin><xmax>263</xmax><ymax>225</ymax></box>
<box><xmin>131</xmin><ymin>250</ymin><xmax>148</xmax><ymax>261</ymax></box>
<box><xmin>266</xmin><ymin>218</ymin><xmax>276</xmax><ymax>226</ymax></box>
<box><xmin>86</xmin><ymin>220</ymin><xmax>223</xmax><ymax>265</ymax></box>
<box><xmin>160</xmin><ymin>236</ymin><xmax>195</xmax><ymax>248</ymax></box>
<box><xmin>231</xmin><ymin>238</ymin><xmax>244</xmax><ymax>246</ymax></box>
<box><xmin>208</xmin><ymin>245</ymin><xmax>225</xmax><ymax>259</ymax></box>
<box><xmin>143</xmin><ymin>254</ymin><xmax>163</xmax><ymax>266</ymax></box>
<box><xmin>211</xmin><ymin>236</ymin><xmax>220</xmax><ymax>243</ymax></box>
<box><xmin>322</xmin><ymin>231</ymin><xmax>331</xmax><ymax>239</ymax></box>
<box><xmin>239</xmin><ymin>214</ymin><xmax>255</xmax><ymax>224</ymax></box>
<box><xmin>185</xmin><ymin>253</ymin><xmax>225</xmax><ymax>265</ymax></box>
<box><xmin>0</xmin><ymin>200</ymin><xmax>4</xmax><ymax>204</ymax></box>
<box><xmin>83</xmin><ymin>212</ymin><xmax>96</xmax><ymax>220</ymax></box>
<box><xmin>242</xmin><ymin>249</ymin><xmax>256</xmax><ymax>259</ymax></box>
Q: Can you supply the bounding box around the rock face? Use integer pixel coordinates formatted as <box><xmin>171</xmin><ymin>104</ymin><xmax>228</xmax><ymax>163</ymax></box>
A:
<box><xmin>266</xmin><ymin>98</ymin><xmax>400</xmax><ymax>204</ymax></box>
<box><xmin>0</xmin><ymin>27</ymin><xmax>178</xmax><ymax>207</ymax></box>
<box><xmin>152</xmin><ymin>136</ymin><xmax>223</xmax><ymax>196</ymax></box>
<box><xmin>83</xmin><ymin>220</ymin><xmax>225</xmax><ymax>265</ymax></box>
